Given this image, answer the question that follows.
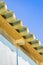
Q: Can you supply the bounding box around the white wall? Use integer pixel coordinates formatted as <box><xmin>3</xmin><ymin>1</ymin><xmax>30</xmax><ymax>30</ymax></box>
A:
<box><xmin>18</xmin><ymin>56</ymin><xmax>30</xmax><ymax>65</ymax></box>
<box><xmin>0</xmin><ymin>41</ymin><xmax>30</xmax><ymax>65</ymax></box>
<box><xmin>0</xmin><ymin>41</ymin><xmax>16</xmax><ymax>65</ymax></box>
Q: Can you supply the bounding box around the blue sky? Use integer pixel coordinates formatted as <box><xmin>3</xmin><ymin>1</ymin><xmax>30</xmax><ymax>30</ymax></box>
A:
<box><xmin>4</xmin><ymin>0</ymin><xmax>43</xmax><ymax>44</ymax></box>
<box><xmin>0</xmin><ymin>0</ymin><xmax>43</xmax><ymax>65</ymax></box>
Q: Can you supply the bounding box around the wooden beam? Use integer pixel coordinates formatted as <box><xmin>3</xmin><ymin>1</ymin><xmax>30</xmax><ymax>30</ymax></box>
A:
<box><xmin>0</xmin><ymin>15</ymin><xmax>43</xmax><ymax>65</ymax></box>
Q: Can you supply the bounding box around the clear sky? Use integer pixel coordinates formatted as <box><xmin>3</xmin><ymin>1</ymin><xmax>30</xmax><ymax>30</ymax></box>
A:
<box><xmin>0</xmin><ymin>0</ymin><xmax>43</xmax><ymax>65</ymax></box>
<box><xmin>4</xmin><ymin>0</ymin><xmax>43</xmax><ymax>44</ymax></box>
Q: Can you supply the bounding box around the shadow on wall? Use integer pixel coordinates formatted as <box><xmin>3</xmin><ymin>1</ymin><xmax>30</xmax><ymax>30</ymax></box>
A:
<box><xmin>0</xmin><ymin>35</ymin><xmax>37</xmax><ymax>65</ymax></box>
